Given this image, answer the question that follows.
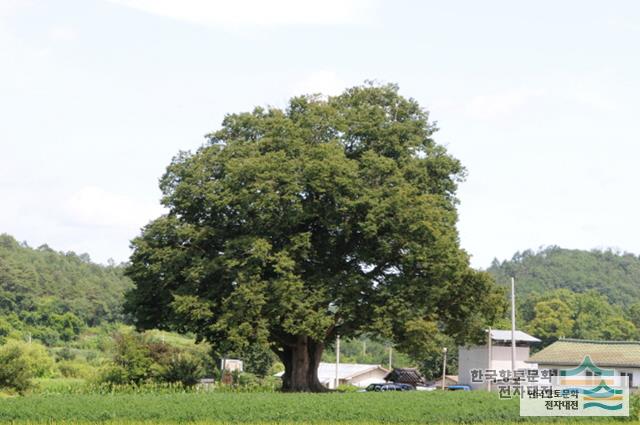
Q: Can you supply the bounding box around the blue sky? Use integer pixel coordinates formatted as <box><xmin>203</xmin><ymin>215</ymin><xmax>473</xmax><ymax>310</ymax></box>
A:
<box><xmin>1</xmin><ymin>0</ymin><xmax>639</xmax><ymax>268</ymax></box>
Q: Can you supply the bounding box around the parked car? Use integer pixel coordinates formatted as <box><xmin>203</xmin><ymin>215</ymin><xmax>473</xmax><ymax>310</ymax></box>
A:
<box><xmin>416</xmin><ymin>385</ymin><xmax>437</xmax><ymax>391</ymax></box>
<box><xmin>447</xmin><ymin>385</ymin><xmax>471</xmax><ymax>391</ymax></box>
<box><xmin>362</xmin><ymin>383</ymin><xmax>415</xmax><ymax>392</ymax></box>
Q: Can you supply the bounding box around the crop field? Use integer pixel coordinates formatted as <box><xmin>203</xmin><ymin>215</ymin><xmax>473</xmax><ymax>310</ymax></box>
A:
<box><xmin>0</xmin><ymin>391</ymin><xmax>631</xmax><ymax>424</ymax></box>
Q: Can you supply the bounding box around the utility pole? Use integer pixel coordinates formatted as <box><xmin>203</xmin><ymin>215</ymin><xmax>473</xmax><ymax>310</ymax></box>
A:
<box><xmin>335</xmin><ymin>334</ymin><xmax>340</xmax><ymax>389</ymax></box>
<box><xmin>441</xmin><ymin>347</ymin><xmax>448</xmax><ymax>390</ymax></box>
<box><xmin>510</xmin><ymin>276</ymin><xmax>517</xmax><ymax>374</ymax></box>
<box><xmin>487</xmin><ymin>327</ymin><xmax>493</xmax><ymax>391</ymax></box>
<box><xmin>388</xmin><ymin>345</ymin><xmax>393</xmax><ymax>370</ymax></box>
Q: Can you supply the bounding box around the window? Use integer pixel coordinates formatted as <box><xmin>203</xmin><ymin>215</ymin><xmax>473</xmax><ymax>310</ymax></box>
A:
<box><xmin>621</xmin><ymin>372</ymin><xmax>634</xmax><ymax>388</ymax></box>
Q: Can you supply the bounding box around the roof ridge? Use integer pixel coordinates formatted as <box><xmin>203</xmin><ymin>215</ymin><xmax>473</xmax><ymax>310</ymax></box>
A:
<box><xmin>560</xmin><ymin>338</ymin><xmax>640</xmax><ymax>345</ymax></box>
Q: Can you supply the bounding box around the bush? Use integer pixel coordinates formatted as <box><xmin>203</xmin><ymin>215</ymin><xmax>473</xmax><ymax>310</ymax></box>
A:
<box><xmin>98</xmin><ymin>365</ymin><xmax>129</xmax><ymax>385</ymax></box>
<box><xmin>108</xmin><ymin>332</ymin><xmax>153</xmax><ymax>384</ymax></box>
<box><xmin>336</xmin><ymin>383</ymin><xmax>359</xmax><ymax>392</ymax></box>
<box><xmin>237</xmin><ymin>372</ymin><xmax>259</xmax><ymax>387</ymax></box>
<box><xmin>0</xmin><ymin>339</ymin><xmax>55</xmax><ymax>378</ymax></box>
<box><xmin>160</xmin><ymin>355</ymin><xmax>204</xmax><ymax>387</ymax></box>
<box><xmin>56</xmin><ymin>346</ymin><xmax>76</xmax><ymax>361</ymax></box>
<box><xmin>0</xmin><ymin>343</ymin><xmax>33</xmax><ymax>394</ymax></box>
<box><xmin>0</xmin><ymin>317</ymin><xmax>14</xmax><ymax>344</ymax></box>
<box><xmin>57</xmin><ymin>360</ymin><xmax>95</xmax><ymax>379</ymax></box>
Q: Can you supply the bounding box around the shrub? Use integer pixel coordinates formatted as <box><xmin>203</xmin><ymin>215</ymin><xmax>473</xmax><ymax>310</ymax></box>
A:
<box><xmin>0</xmin><ymin>317</ymin><xmax>14</xmax><ymax>344</ymax></box>
<box><xmin>237</xmin><ymin>372</ymin><xmax>259</xmax><ymax>387</ymax></box>
<box><xmin>57</xmin><ymin>360</ymin><xmax>95</xmax><ymax>379</ymax></box>
<box><xmin>98</xmin><ymin>365</ymin><xmax>129</xmax><ymax>385</ymax></box>
<box><xmin>336</xmin><ymin>383</ymin><xmax>359</xmax><ymax>392</ymax></box>
<box><xmin>109</xmin><ymin>332</ymin><xmax>153</xmax><ymax>384</ymax></box>
<box><xmin>0</xmin><ymin>339</ymin><xmax>55</xmax><ymax>378</ymax></box>
<box><xmin>56</xmin><ymin>346</ymin><xmax>76</xmax><ymax>361</ymax></box>
<box><xmin>160</xmin><ymin>355</ymin><xmax>204</xmax><ymax>387</ymax></box>
<box><xmin>0</xmin><ymin>343</ymin><xmax>33</xmax><ymax>394</ymax></box>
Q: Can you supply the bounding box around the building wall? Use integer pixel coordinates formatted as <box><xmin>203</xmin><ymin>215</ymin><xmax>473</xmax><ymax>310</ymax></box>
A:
<box><xmin>458</xmin><ymin>345</ymin><xmax>533</xmax><ymax>390</ymax></box>
<box><xmin>429</xmin><ymin>377</ymin><xmax>458</xmax><ymax>388</ymax></box>
<box><xmin>320</xmin><ymin>368</ymin><xmax>388</xmax><ymax>389</ymax></box>
<box><xmin>458</xmin><ymin>346</ymin><xmax>488</xmax><ymax>389</ymax></box>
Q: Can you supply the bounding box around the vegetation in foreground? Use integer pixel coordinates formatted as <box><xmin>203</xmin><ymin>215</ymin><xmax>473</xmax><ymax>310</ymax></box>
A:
<box><xmin>0</xmin><ymin>391</ymin><xmax>632</xmax><ymax>424</ymax></box>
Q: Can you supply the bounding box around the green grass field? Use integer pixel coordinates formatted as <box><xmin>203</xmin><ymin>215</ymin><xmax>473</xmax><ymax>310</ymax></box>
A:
<box><xmin>0</xmin><ymin>391</ymin><xmax>632</xmax><ymax>424</ymax></box>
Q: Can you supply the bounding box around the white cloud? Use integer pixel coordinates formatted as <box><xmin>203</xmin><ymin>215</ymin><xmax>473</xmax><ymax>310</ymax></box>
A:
<box><xmin>466</xmin><ymin>89</ymin><xmax>545</xmax><ymax>120</ymax></box>
<box><xmin>65</xmin><ymin>186</ymin><xmax>164</xmax><ymax>229</ymax></box>
<box><xmin>49</xmin><ymin>26</ymin><xmax>77</xmax><ymax>42</ymax></box>
<box><xmin>0</xmin><ymin>0</ymin><xmax>28</xmax><ymax>19</ymax></box>
<box><xmin>292</xmin><ymin>70</ymin><xmax>347</xmax><ymax>96</ymax></box>
<box><xmin>105</xmin><ymin>0</ymin><xmax>378</xmax><ymax>28</ymax></box>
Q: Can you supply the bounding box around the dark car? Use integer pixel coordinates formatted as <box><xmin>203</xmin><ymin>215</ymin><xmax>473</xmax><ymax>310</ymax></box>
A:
<box><xmin>363</xmin><ymin>383</ymin><xmax>415</xmax><ymax>392</ymax></box>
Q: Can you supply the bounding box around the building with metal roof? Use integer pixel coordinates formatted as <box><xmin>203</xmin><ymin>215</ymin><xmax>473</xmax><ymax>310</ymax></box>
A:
<box><xmin>526</xmin><ymin>338</ymin><xmax>640</xmax><ymax>388</ymax></box>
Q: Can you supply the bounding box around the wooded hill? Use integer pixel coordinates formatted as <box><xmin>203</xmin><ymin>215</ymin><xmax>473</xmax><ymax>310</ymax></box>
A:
<box><xmin>488</xmin><ymin>246</ymin><xmax>640</xmax><ymax>308</ymax></box>
<box><xmin>488</xmin><ymin>246</ymin><xmax>640</xmax><ymax>346</ymax></box>
<box><xmin>0</xmin><ymin>234</ymin><xmax>132</xmax><ymax>344</ymax></box>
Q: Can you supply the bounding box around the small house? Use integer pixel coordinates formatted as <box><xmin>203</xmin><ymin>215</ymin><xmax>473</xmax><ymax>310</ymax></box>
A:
<box><xmin>318</xmin><ymin>362</ymin><xmax>389</xmax><ymax>389</ymax></box>
<box><xmin>276</xmin><ymin>362</ymin><xmax>389</xmax><ymax>389</ymax></box>
<box><xmin>384</xmin><ymin>368</ymin><xmax>425</xmax><ymax>386</ymax></box>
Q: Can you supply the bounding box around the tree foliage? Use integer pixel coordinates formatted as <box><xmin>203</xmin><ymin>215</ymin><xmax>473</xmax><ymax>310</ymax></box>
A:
<box><xmin>126</xmin><ymin>83</ymin><xmax>503</xmax><ymax>391</ymax></box>
<box><xmin>520</xmin><ymin>289</ymin><xmax>637</xmax><ymax>347</ymax></box>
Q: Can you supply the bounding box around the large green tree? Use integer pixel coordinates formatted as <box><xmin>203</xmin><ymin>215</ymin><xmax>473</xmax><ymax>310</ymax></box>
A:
<box><xmin>125</xmin><ymin>83</ymin><xmax>502</xmax><ymax>391</ymax></box>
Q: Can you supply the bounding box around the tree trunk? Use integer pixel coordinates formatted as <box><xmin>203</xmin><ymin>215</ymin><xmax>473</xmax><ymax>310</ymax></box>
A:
<box><xmin>278</xmin><ymin>336</ymin><xmax>327</xmax><ymax>392</ymax></box>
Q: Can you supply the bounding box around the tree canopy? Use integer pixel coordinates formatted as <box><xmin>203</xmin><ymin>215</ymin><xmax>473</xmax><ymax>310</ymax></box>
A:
<box><xmin>125</xmin><ymin>83</ymin><xmax>503</xmax><ymax>391</ymax></box>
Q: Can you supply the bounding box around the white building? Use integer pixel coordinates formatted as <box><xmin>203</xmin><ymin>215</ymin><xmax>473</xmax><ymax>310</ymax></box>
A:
<box><xmin>526</xmin><ymin>338</ymin><xmax>640</xmax><ymax>388</ymax></box>
<box><xmin>458</xmin><ymin>329</ymin><xmax>541</xmax><ymax>390</ymax></box>
<box><xmin>319</xmin><ymin>362</ymin><xmax>389</xmax><ymax>389</ymax></box>
<box><xmin>276</xmin><ymin>362</ymin><xmax>389</xmax><ymax>389</ymax></box>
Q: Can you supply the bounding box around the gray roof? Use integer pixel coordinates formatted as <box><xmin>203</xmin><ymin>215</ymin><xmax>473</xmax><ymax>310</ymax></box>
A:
<box><xmin>490</xmin><ymin>329</ymin><xmax>541</xmax><ymax>343</ymax></box>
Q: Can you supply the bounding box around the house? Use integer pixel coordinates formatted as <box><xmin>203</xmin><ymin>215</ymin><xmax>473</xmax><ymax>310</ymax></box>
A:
<box><xmin>458</xmin><ymin>329</ymin><xmax>541</xmax><ymax>390</ymax></box>
<box><xmin>526</xmin><ymin>338</ymin><xmax>640</xmax><ymax>388</ymax></box>
<box><xmin>384</xmin><ymin>368</ymin><xmax>425</xmax><ymax>386</ymax></box>
<box><xmin>318</xmin><ymin>362</ymin><xmax>389</xmax><ymax>389</ymax></box>
<box><xmin>427</xmin><ymin>375</ymin><xmax>458</xmax><ymax>388</ymax></box>
<box><xmin>276</xmin><ymin>362</ymin><xmax>389</xmax><ymax>389</ymax></box>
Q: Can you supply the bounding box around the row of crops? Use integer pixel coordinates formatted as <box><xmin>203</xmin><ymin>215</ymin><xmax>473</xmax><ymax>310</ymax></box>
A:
<box><xmin>0</xmin><ymin>391</ymin><xmax>631</xmax><ymax>424</ymax></box>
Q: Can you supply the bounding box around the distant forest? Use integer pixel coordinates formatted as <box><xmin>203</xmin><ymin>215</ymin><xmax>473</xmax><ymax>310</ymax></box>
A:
<box><xmin>3</xmin><ymin>235</ymin><xmax>640</xmax><ymax>378</ymax></box>
<box><xmin>488</xmin><ymin>246</ymin><xmax>640</xmax><ymax>347</ymax></box>
<box><xmin>0</xmin><ymin>234</ymin><xmax>132</xmax><ymax>345</ymax></box>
